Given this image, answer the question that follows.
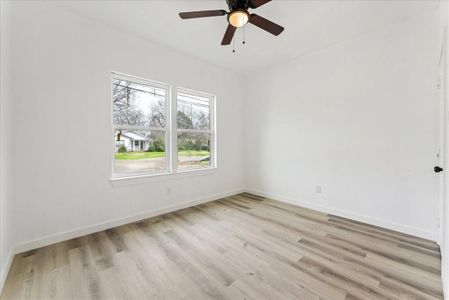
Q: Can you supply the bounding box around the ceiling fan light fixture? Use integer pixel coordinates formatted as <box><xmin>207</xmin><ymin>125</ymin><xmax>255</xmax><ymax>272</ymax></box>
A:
<box><xmin>228</xmin><ymin>10</ymin><xmax>249</xmax><ymax>28</ymax></box>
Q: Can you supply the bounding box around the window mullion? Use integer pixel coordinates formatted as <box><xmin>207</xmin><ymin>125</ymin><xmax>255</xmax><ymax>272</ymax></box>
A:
<box><xmin>113</xmin><ymin>125</ymin><xmax>167</xmax><ymax>132</ymax></box>
<box><xmin>177</xmin><ymin>128</ymin><xmax>212</xmax><ymax>134</ymax></box>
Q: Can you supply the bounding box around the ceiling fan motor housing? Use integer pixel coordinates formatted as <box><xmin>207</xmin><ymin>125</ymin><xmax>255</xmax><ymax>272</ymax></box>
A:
<box><xmin>226</xmin><ymin>0</ymin><xmax>251</xmax><ymax>11</ymax></box>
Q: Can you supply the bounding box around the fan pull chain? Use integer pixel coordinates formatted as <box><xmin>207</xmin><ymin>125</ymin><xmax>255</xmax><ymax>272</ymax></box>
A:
<box><xmin>243</xmin><ymin>26</ymin><xmax>246</xmax><ymax>45</ymax></box>
<box><xmin>232</xmin><ymin>37</ymin><xmax>235</xmax><ymax>53</ymax></box>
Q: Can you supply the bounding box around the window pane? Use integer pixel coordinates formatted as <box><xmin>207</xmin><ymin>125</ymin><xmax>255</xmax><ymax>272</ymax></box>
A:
<box><xmin>177</xmin><ymin>92</ymin><xmax>210</xmax><ymax>130</ymax></box>
<box><xmin>113</xmin><ymin>79</ymin><xmax>166</xmax><ymax>128</ymax></box>
<box><xmin>114</xmin><ymin>130</ymin><xmax>167</xmax><ymax>174</ymax></box>
<box><xmin>178</xmin><ymin>132</ymin><xmax>211</xmax><ymax>170</ymax></box>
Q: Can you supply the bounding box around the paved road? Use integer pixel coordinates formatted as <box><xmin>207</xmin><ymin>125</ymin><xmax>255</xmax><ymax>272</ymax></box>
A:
<box><xmin>115</xmin><ymin>156</ymin><xmax>209</xmax><ymax>174</ymax></box>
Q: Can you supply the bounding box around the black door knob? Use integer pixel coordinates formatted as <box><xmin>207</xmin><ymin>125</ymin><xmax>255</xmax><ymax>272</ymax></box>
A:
<box><xmin>434</xmin><ymin>166</ymin><xmax>444</xmax><ymax>173</ymax></box>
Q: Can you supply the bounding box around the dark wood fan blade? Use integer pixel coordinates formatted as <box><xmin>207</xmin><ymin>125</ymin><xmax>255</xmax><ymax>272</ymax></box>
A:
<box><xmin>221</xmin><ymin>24</ymin><xmax>236</xmax><ymax>45</ymax></box>
<box><xmin>249</xmin><ymin>0</ymin><xmax>271</xmax><ymax>9</ymax></box>
<box><xmin>249</xmin><ymin>14</ymin><xmax>284</xmax><ymax>36</ymax></box>
<box><xmin>179</xmin><ymin>10</ymin><xmax>227</xmax><ymax>19</ymax></box>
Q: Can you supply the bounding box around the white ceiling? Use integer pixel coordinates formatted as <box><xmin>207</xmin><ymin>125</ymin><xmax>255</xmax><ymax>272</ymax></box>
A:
<box><xmin>56</xmin><ymin>0</ymin><xmax>439</xmax><ymax>74</ymax></box>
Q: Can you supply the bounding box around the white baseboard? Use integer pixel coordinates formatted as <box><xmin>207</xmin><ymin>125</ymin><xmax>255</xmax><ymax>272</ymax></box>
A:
<box><xmin>13</xmin><ymin>188</ymin><xmax>244</xmax><ymax>254</ymax></box>
<box><xmin>0</xmin><ymin>249</ymin><xmax>14</xmax><ymax>295</ymax></box>
<box><xmin>245</xmin><ymin>188</ymin><xmax>437</xmax><ymax>242</ymax></box>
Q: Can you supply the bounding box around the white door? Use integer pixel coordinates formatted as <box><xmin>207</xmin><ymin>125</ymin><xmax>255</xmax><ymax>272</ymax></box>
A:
<box><xmin>438</xmin><ymin>26</ymin><xmax>447</xmax><ymax>245</ymax></box>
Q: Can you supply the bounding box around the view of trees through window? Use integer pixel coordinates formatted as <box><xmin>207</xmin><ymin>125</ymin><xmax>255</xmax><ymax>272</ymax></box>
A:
<box><xmin>113</xmin><ymin>78</ymin><xmax>168</xmax><ymax>175</ymax></box>
<box><xmin>177</xmin><ymin>92</ymin><xmax>212</xmax><ymax>170</ymax></box>
<box><xmin>112</xmin><ymin>74</ymin><xmax>215</xmax><ymax>177</ymax></box>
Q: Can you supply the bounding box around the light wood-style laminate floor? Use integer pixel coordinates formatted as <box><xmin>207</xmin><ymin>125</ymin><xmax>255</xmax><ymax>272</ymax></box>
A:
<box><xmin>1</xmin><ymin>193</ymin><xmax>444</xmax><ymax>300</ymax></box>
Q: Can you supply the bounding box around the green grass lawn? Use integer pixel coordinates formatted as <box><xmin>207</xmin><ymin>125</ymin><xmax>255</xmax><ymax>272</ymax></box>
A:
<box><xmin>115</xmin><ymin>150</ymin><xmax>209</xmax><ymax>160</ymax></box>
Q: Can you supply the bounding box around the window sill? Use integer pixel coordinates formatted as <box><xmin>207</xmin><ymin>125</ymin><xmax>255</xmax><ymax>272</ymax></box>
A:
<box><xmin>109</xmin><ymin>167</ymin><xmax>217</xmax><ymax>187</ymax></box>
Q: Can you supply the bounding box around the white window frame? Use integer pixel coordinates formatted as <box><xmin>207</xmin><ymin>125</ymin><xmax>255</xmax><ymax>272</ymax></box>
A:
<box><xmin>175</xmin><ymin>87</ymin><xmax>217</xmax><ymax>173</ymax></box>
<box><xmin>111</xmin><ymin>72</ymin><xmax>172</xmax><ymax>179</ymax></box>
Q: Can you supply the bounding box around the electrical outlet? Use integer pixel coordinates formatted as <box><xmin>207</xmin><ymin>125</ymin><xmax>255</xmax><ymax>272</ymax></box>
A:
<box><xmin>315</xmin><ymin>185</ymin><xmax>322</xmax><ymax>194</ymax></box>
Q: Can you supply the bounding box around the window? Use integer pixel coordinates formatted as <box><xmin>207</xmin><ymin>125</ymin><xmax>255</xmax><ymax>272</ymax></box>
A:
<box><xmin>112</xmin><ymin>74</ymin><xmax>170</xmax><ymax>177</ymax></box>
<box><xmin>111</xmin><ymin>73</ymin><xmax>216</xmax><ymax>179</ymax></box>
<box><xmin>177</xmin><ymin>90</ymin><xmax>215</xmax><ymax>171</ymax></box>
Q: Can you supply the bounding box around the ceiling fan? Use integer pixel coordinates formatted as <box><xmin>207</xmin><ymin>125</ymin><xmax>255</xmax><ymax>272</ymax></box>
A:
<box><xmin>179</xmin><ymin>0</ymin><xmax>284</xmax><ymax>46</ymax></box>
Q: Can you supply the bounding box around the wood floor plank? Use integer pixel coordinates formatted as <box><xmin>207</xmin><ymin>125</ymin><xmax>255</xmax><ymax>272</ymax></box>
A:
<box><xmin>1</xmin><ymin>193</ymin><xmax>444</xmax><ymax>299</ymax></box>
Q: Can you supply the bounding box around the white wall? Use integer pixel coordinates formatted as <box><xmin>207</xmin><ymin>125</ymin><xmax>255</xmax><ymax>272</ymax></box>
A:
<box><xmin>244</xmin><ymin>8</ymin><xmax>441</xmax><ymax>240</ymax></box>
<box><xmin>0</xmin><ymin>1</ymin><xmax>4</xmax><ymax>286</ymax></box>
<box><xmin>6</xmin><ymin>1</ymin><xmax>245</xmax><ymax>251</ymax></box>
<box><xmin>0</xmin><ymin>0</ymin><xmax>13</xmax><ymax>290</ymax></box>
